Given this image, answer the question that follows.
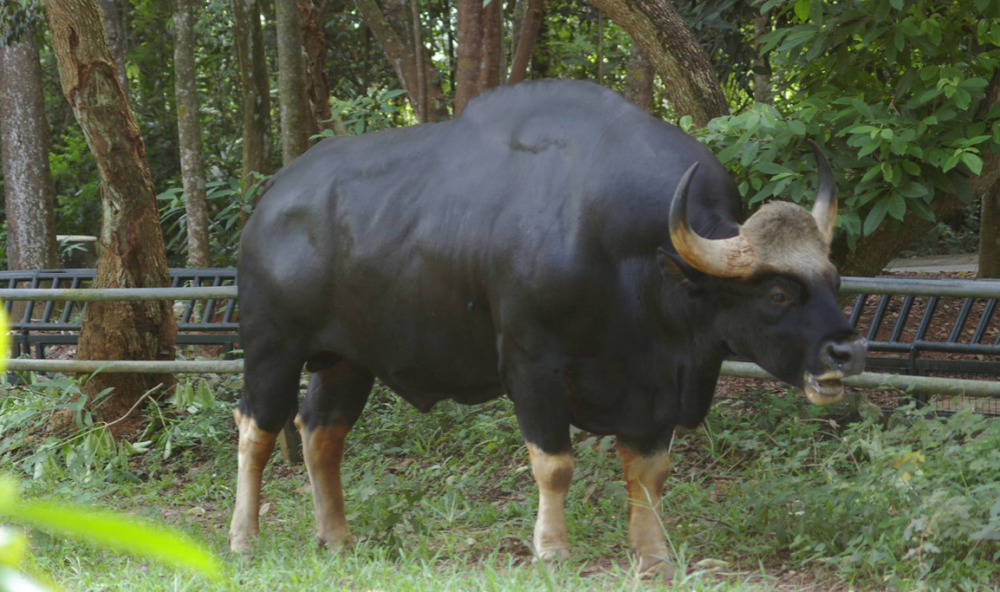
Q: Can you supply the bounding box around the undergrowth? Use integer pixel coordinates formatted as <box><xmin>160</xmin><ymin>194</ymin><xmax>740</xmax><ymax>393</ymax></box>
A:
<box><xmin>1</xmin><ymin>372</ymin><xmax>998</xmax><ymax>591</ymax></box>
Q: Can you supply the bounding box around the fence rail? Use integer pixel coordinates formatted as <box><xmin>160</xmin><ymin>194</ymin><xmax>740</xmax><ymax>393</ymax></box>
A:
<box><xmin>7</xmin><ymin>358</ymin><xmax>1000</xmax><ymax>399</ymax></box>
<box><xmin>5</xmin><ymin>359</ymin><xmax>244</xmax><ymax>373</ymax></box>
<box><xmin>4</xmin><ymin>277</ymin><xmax>1000</xmax><ymax>406</ymax></box>
<box><xmin>5</xmin><ymin>277</ymin><xmax>1000</xmax><ymax>301</ymax></box>
<box><xmin>0</xmin><ymin>287</ymin><xmax>237</xmax><ymax>301</ymax></box>
<box><xmin>721</xmin><ymin>361</ymin><xmax>1000</xmax><ymax>399</ymax></box>
<box><xmin>841</xmin><ymin>276</ymin><xmax>1000</xmax><ymax>298</ymax></box>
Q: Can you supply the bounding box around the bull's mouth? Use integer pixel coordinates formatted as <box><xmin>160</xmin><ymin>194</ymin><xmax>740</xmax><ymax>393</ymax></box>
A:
<box><xmin>804</xmin><ymin>372</ymin><xmax>845</xmax><ymax>405</ymax></box>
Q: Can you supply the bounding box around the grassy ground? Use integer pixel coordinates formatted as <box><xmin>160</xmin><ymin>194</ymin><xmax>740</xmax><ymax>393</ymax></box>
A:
<box><xmin>2</xmin><ymin>374</ymin><xmax>999</xmax><ymax>592</ymax></box>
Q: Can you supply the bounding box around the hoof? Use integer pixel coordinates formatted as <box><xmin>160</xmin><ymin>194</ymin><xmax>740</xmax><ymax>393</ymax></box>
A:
<box><xmin>535</xmin><ymin>547</ymin><xmax>570</xmax><ymax>564</ymax></box>
<box><xmin>228</xmin><ymin>532</ymin><xmax>254</xmax><ymax>554</ymax></box>
<box><xmin>637</xmin><ymin>554</ymin><xmax>676</xmax><ymax>582</ymax></box>
<box><xmin>316</xmin><ymin>532</ymin><xmax>352</xmax><ymax>554</ymax></box>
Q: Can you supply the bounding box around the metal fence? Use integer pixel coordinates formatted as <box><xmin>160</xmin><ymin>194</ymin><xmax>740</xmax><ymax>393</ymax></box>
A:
<box><xmin>2</xmin><ymin>268</ymin><xmax>238</xmax><ymax>360</ymax></box>
<box><xmin>3</xmin><ymin>270</ymin><xmax>1000</xmax><ymax>413</ymax></box>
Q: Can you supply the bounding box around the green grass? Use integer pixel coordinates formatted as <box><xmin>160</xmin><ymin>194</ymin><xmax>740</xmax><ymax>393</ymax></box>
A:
<box><xmin>3</xmin><ymin>374</ymin><xmax>1000</xmax><ymax>591</ymax></box>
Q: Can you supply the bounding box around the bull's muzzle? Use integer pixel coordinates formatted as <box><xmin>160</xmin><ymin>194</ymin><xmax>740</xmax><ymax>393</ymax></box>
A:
<box><xmin>804</xmin><ymin>336</ymin><xmax>868</xmax><ymax>405</ymax></box>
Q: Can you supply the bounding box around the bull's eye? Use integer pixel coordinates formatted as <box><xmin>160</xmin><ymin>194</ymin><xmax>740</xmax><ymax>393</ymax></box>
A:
<box><xmin>770</xmin><ymin>288</ymin><xmax>787</xmax><ymax>304</ymax></box>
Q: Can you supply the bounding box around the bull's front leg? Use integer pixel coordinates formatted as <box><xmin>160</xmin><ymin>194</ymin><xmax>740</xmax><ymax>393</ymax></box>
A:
<box><xmin>506</xmin><ymin>361</ymin><xmax>575</xmax><ymax>563</ymax></box>
<box><xmin>617</xmin><ymin>438</ymin><xmax>676</xmax><ymax>580</ymax></box>
<box><xmin>527</xmin><ymin>443</ymin><xmax>574</xmax><ymax>562</ymax></box>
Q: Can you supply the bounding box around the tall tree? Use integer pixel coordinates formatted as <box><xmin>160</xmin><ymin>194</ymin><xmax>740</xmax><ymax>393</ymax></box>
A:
<box><xmin>297</xmin><ymin>0</ymin><xmax>332</xmax><ymax>133</ymax></box>
<box><xmin>624</xmin><ymin>42</ymin><xmax>654</xmax><ymax>113</ymax></box>
<box><xmin>454</xmin><ymin>0</ymin><xmax>482</xmax><ymax>115</ymax></box>
<box><xmin>353</xmin><ymin>0</ymin><xmax>448</xmax><ymax>122</ymax></box>
<box><xmin>530</xmin><ymin>12</ymin><xmax>551</xmax><ymax>79</ymax></box>
<box><xmin>752</xmin><ymin>11</ymin><xmax>772</xmax><ymax>105</ymax></box>
<box><xmin>0</xmin><ymin>14</ymin><xmax>59</xmax><ymax>271</ymax></box>
<box><xmin>590</xmin><ymin>0</ymin><xmax>729</xmax><ymax>126</ymax></box>
<box><xmin>44</xmin><ymin>0</ymin><xmax>177</xmax><ymax>423</ymax></box>
<box><xmin>981</xmin><ymin>180</ymin><xmax>1000</xmax><ymax>278</ymax></box>
<box><xmin>477</xmin><ymin>0</ymin><xmax>501</xmax><ymax>92</ymax></box>
<box><xmin>171</xmin><ymin>0</ymin><xmax>210</xmax><ymax>268</ymax></box>
<box><xmin>455</xmin><ymin>0</ymin><xmax>502</xmax><ymax>114</ymax></box>
<box><xmin>410</xmin><ymin>0</ymin><xmax>426</xmax><ymax>122</ymax></box>
<box><xmin>233</xmin><ymin>0</ymin><xmax>272</xmax><ymax>208</ymax></box>
<box><xmin>276</xmin><ymin>0</ymin><xmax>311</xmax><ymax>163</ymax></box>
<box><xmin>95</xmin><ymin>0</ymin><xmax>128</xmax><ymax>93</ymax></box>
<box><xmin>507</xmin><ymin>0</ymin><xmax>544</xmax><ymax>84</ymax></box>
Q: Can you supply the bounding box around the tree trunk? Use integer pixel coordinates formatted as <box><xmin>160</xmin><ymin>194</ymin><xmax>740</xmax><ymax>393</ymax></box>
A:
<box><xmin>276</xmin><ymin>0</ymin><xmax>311</xmax><ymax>163</ymax></box>
<box><xmin>832</xmin><ymin>198</ymin><xmax>967</xmax><ymax>279</ymax></box>
<box><xmin>354</xmin><ymin>0</ymin><xmax>448</xmax><ymax>122</ymax></box>
<box><xmin>95</xmin><ymin>0</ymin><xmax>128</xmax><ymax>94</ymax></box>
<box><xmin>531</xmin><ymin>10</ymin><xmax>551</xmax><ymax>78</ymax></box>
<box><xmin>233</xmin><ymin>0</ymin><xmax>272</xmax><ymax>212</ymax></box>
<box><xmin>624</xmin><ymin>41</ymin><xmax>654</xmax><ymax>113</ymax></box>
<box><xmin>835</xmin><ymin>71</ymin><xmax>1000</xmax><ymax>278</ymax></box>
<box><xmin>590</xmin><ymin>0</ymin><xmax>729</xmax><ymax>126</ymax></box>
<box><xmin>44</xmin><ymin>0</ymin><xmax>177</xmax><ymax>425</ymax></box>
<box><xmin>507</xmin><ymin>0</ymin><xmax>544</xmax><ymax>84</ymax></box>
<box><xmin>476</xmin><ymin>0</ymin><xmax>501</xmax><ymax>93</ymax></box>
<box><xmin>596</xmin><ymin>11</ymin><xmax>604</xmax><ymax>86</ymax></box>
<box><xmin>752</xmin><ymin>12</ymin><xmax>772</xmax><ymax>105</ymax></box>
<box><xmin>0</xmin><ymin>34</ymin><xmax>60</xmax><ymax>271</ymax></box>
<box><xmin>171</xmin><ymin>0</ymin><xmax>210</xmax><ymax>268</ymax></box>
<box><xmin>978</xmin><ymin>184</ymin><xmax>1000</xmax><ymax>278</ymax></box>
<box><xmin>297</xmin><ymin>0</ymin><xmax>333</xmax><ymax>134</ymax></box>
<box><xmin>454</xmin><ymin>0</ymin><xmax>483</xmax><ymax>115</ymax></box>
<box><xmin>976</xmin><ymin>71</ymin><xmax>1000</xmax><ymax>278</ymax></box>
<box><xmin>410</xmin><ymin>0</ymin><xmax>426</xmax><ymax>122</ymax></box>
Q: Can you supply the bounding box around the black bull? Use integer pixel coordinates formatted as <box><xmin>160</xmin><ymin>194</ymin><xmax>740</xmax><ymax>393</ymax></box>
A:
<box><xmin>229</xmin><ymin>80</ymin><xmax>866</xmax><ymax>573</ymax></box>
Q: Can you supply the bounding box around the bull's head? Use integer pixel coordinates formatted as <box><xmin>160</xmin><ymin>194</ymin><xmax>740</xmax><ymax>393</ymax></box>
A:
<box><xmin>667</xmin><ymin>141</ymin><xmax>867</xmax><ymax>404</ymax></box>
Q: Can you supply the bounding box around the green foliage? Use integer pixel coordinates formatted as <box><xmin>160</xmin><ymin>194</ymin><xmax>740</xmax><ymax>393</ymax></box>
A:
<box><xmin>0</xmin><ymin>374</ymin><xmax>122</xmax><ymax>485</ymax></box>
<box><xmin>128</xmin><ymin>0</ymin><xmax>183</xmax><ymax>187</ymax></box>
<box><xmin>314</xmin><ymin>88</ymin><xmax>409</xmax><ymax>138</ymax></box>
<box><xmin>0</xmin><ymin>474</ymin><xmax>220</xmax><ymax>591</ymax></box>
<box><xmin>2</xmin><ymin>374</ymin><xmax>999</xmax><ymax>590</ymax></box>
<box><xmin>141</xmin><ymin>376</ymin><xmax>236</xmax><ymax>461</ymax></box>
<box><xmin>685</xmin><ymin>397</ymin><xmax>1000</xmax><ymax>590</ymax></box>
<box><xmin>157</xmin><ymin>173</ymin><xmax>269</xmax><ymax>267</ymax></box>
<box><xmin>696</xmin><ymin>0</ymin><xmax>1000</xmax><ymax>248</ymax></box>
<box><xmin>904</xmin><ymin>201</ymin><xmax>981</xmax><ymax>257</ymax></box>
<box><xmin>0</xmin><ymin>0</ymin><xmax>43</xmax><ymax>47</ymax></box>
<box><xmin>678</xmin><ymin>0</ymin><xmax>768</xmax><ymax>109</ymax></box>
<box><xmin>0</xmin><ymin>373</ymin><xmax>237</xmax><ymax>486</ymax></box>
<box><xmin>544</xmin><ymin>2</ymin><xmax>632</xmax><ymax>95</ymax></box>
<box><xmin>48</xmin><ymin>125</ymin><xmax>101</xmax><ymax>239</ymax></box>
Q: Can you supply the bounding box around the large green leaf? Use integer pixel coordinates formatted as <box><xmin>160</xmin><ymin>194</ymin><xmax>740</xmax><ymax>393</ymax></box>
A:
<box><xmin>6</xmin><ymin>502</ymin><xmax>221</xmax><ymax>578</ymax></box>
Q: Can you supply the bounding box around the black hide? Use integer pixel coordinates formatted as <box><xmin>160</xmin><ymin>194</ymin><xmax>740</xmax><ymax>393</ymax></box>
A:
<box><xmin>237</xmin><ymin>80</ymin><xmax>854</xmax><ymax>453</ymax></box>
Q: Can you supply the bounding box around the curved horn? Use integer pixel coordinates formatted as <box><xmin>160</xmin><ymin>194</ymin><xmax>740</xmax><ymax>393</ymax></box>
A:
<box><xmin>808</xmin><ymin>139</ymin><xmax>837</xmax><ymax>245</ymax></box>
<box><xmin>668</xmin><ymin>162</ymin><xmax>756</xmax><ymax>278</ymax></box>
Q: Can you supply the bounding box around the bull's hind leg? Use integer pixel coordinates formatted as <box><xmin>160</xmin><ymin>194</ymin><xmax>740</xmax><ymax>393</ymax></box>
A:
<box><xmin>229</xmin><ymin>353</ymin><xmax>304</xmax><ymax>552</ymax></box>
<box><xmin>295</xmin><ymin>360</ymin><xmax>373</xmax><ymax>551</ymax></box>
<box><xmin>617</xmin><ymin>436</ymin><xmax>675</xmax><ymax>580</ymax></box>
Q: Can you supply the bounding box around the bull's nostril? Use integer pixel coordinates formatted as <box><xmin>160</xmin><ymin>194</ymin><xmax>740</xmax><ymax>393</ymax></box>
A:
<box><xmin>822</xmin><ymin>341</ymin><xmax>857</xmax><ymax>369</ymax></box>
<box><xmin>826</xmin><ymin>343</ymin><xmax>852</xmax><ymax>365</ymax></box>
